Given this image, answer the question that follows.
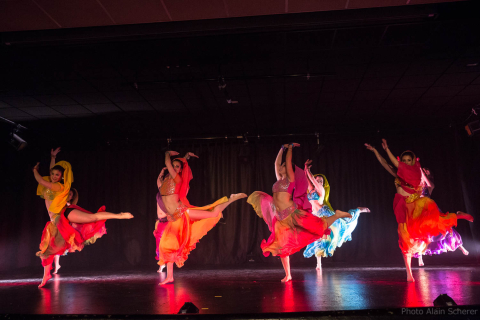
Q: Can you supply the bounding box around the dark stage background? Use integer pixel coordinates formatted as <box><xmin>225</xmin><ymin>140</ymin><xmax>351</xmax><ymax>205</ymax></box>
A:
<box><xmin>1</xmin><ymin>126</ymin><xmax>479</xmax><ymax>273</ymax></box>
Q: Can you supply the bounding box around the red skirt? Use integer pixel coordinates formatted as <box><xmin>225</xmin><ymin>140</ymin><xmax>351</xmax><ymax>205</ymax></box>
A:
<box><xmin>261</xmin><ymin>209</ymin><xmax>328</xmax><ymax>258</ymax></box>
<box><xmin>37</xmin><ymin>205</ymin><xmax>107</xmax><ymax>266</ymax></box>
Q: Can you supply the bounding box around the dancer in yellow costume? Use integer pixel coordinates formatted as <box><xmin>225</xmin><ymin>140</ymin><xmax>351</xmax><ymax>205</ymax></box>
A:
<box><xmin>34</xmin><ymin>147</ymin><xmax>134</xmax><ymax>288</ymax></box>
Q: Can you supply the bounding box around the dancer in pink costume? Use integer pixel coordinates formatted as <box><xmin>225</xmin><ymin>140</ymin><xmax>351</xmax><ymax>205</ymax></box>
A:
<box><xmin>247</xmin><ymin>143</ymin><xmax>351</xmax><ymax>282</ymax></box>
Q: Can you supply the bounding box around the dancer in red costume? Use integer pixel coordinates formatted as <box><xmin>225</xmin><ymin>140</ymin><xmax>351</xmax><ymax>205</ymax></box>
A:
<box><xmin>158</xmin><ymin>151</ymin><xmax>246</xmax><ymax>285</ymax></box>
<box><xmin>247</xmin><ymin>143</ymin><xmax>352</xmax><ymax>282</ymax></box>
<box><xmin>34</xmin><ymin>149</ymin><xmax>133</xmax><ymax>288</ymax></box>
<box><xmin>365</xmin><ymin>140</ymin><xmax>473</xmax><ymax>282</ymax></box>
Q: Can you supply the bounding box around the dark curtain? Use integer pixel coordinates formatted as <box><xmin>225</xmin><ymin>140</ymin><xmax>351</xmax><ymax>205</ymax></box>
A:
<box><xmin>0</xmin><ymin>129</ymin><xmax>478</xmax><ymax>272</ymax></box>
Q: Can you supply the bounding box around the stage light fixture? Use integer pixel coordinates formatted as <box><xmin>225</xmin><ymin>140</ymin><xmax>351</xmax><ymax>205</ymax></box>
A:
<box><xmin>9</xmin><ymin>132</ymin><xmax>27</xmax><ymax>151</ymax></box>
<box><xmin>434</xmin><ymin>294</ymin><xmax>457</xmax><ymax>307</ymax></box>
<box><xmin>1</xmin><ymin>117</ymin><xmax>28</xmax><ymax>151</ymax></box>
<box><xmin>177</xmin><ymin>302</ymin><xmax>199</xmax><ymax>314</ymax></box>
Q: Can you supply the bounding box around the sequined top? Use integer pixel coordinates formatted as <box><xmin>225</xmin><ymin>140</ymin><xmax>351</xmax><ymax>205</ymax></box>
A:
<box><xmin>38</xmin><ymin>183</ymin><xmax>64</xmax><ymax>200</ymax></box>
<box><xmin>307</xmin><ymin>190</ymin><xmax>320</xmax><ymax>201</ymax></box>
<box><xmin>160</xmin><ymin>176</ymin><xmax>181</xmax><ymax>196</ymax></box>
<box><xmin>272</xmin><ymin>179</ymin><xmax>294</xmax><ymax>194</ymax></box>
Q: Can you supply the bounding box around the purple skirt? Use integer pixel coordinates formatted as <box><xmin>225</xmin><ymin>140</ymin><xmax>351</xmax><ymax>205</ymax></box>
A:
<box><xmin>414</xmin><ymin>228</ymin><xmax>463</xmax><ymax>258</ymax></box>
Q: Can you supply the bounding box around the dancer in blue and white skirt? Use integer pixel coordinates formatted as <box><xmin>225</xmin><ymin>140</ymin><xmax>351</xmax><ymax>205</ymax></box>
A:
<box><xmin>303</xmin><ymin>160</ymin><xmax>370</xmax><ymax>269</ymax></box>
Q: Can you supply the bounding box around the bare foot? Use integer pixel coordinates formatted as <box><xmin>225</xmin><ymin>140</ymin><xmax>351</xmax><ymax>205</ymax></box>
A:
<box><xmin>281</xmin><ymin>275</ymin><xmax>292</xmax><ymax>283</ymax></box>
<box><xmin>119</xmin><ymin>212</ymin><xmax>134</xmax><ymax>219</ymax></box>
<box><xmin>53</xmin><ymin>264</ymin><xmax>61</xmax><ymax>274</ymax></box>
<box><xmin>159</xmin><ymin>278</ymin><xmax>174</xmax><ymax>285</ymax></box>
<box><xmin>357</xmin><ymin>207</ymin><xmax>370</xmax><ymax>213</ymax></box>
<box><xmin>335</xmin><ymin>210</ymin><xmax>352</xmax><ymax>219</ymax></box>
<box><xmin>316</xmin><ymin>265</ymin><xmax>322</xmax><ymax>270</ymax></box>
<box><xmin>157</xmin><ymin>264</ymin><xmax>165</xmax><ymax>273</ymax></box>
<box><xmin>407</xmin><ymin>275</ymin><xmax>415</xmax><ymax>282</ymax></box>
<box><xmin>457</xmin><ymin>212</ymin><xmax>474</xmax><ymax>222</ymax></box>
<box><xmin>38</xmin><ymin>274</ymin><xmax>52</xmax><ymax>288</ymax></box>
<box><xmin>460</xmin><ymin>247</ymin><xmax>469</xmax><ymax>255</ymax></box>
<box><xmin>229</xmin><ymin>193</ymin><xmax>248</xmax><ymax>202</ymax></box>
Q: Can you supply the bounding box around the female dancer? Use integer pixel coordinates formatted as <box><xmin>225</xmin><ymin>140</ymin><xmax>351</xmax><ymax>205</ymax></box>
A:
<box><xmin>154</xmin><ymin>152</ymin><xmax>197</xmax><ymax>273</ymax></box>
<box><xmin>157</xmin><ymin>151</ymin><xmax>246</xmax><ymax>285</ymax></box>
<box><xmin>364</xmin><ymin>145</ymin><xmax>469</xmax><ymax>266</ymax></box>
<box><xmin>34</xmin><ymin>151</ymin><xmax>133</xmax><ymax>288</ymax></box>
<box><xmin>247</xmin><ymin>144</ymin><xmax>352</xmax><ymax>282</ymax></box>
<box><xmin>365</xmin><ymin>140</ymin><xmax>473</xmax><ymax>281</ymax></box>
<box><xmin>302</xmin><ymin>160</ymin><xmax>369</xmax><ymax>269</ymax></box>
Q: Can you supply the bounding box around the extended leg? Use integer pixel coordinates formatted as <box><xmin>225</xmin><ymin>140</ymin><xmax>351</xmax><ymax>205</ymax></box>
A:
<box><xmin>187</xmin><ymin>193</ymin><xmax>247</xmax><ymax>220</ymax></box>
<box><xmin>459</xmin><ymin>245</ymin><xmax>469</xmax><ymax>255</ymax></box>
<box><xmin>324</xmin><ymin>210</ymin><xmax>352</xmax><ymax>227</ymax></box>
<box><xmin>68</xmin><ymin>210</ymin><xmax>133</xmax><ymax>224</ymax></box>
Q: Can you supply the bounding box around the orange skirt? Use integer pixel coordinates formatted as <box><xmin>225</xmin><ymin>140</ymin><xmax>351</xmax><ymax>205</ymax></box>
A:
<box><xmin>397</xmin><ymin>196</ymin><xmax>457</xmax><ymax>254</ymax></box>
<box><xmin>158</xmin><ymin>198</ymin><xmax>227</xmax><ymax>267</ymax></box>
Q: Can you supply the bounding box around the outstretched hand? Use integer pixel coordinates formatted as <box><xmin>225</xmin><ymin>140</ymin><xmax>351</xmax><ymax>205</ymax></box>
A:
<box><xmin>33</xmin><ymin>162</ymin><xmax>40</xmax><ymax>172</ymax></box>
<box><xmin>167</xmin><ymin>151</ymin><xmax>179</xmax><ymax>156</ymax></box>
<box><xmin>51</xmin><ymin>147</ymin><xmax>61</xmax><ymax>157</ymax></box>
<box><xmin>283</xmin><ymin>143</ymin><xmax>301</xmax><ymax>148</ymax></box>
<box><xmin>304</xmin><ymin>159</ymin><xmax>312</xmax><ymax>169</ymax></box>
<box><xmin>381</xmin><ymin>139</ymin><xmax>388</xmax><ymax>150</ymax></box>
<box><xmin>364</xmin><ymin>143</ymin><xmax>375</xmax><ymax>151</ymax></box>
<box><xmin>186</xmin><ymin>152</ymin><xmax>199</xmax><ymax>159</ymax></box>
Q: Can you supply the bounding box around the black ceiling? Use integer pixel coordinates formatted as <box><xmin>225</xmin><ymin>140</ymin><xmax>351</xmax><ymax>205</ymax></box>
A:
<box><xmin>0</xmin><ymin>1</ymin><xmax>479</xmax><ymax>143</ymax></box>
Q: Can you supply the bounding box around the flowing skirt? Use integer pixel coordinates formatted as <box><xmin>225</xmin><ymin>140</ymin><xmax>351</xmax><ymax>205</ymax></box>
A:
<box><xmin>304</xmin><ymin>206</ymin><xmax>360</xmax><ymax>258</ymax></box>
<box><xmin>157</xmin><ymin>197</ymin><xmax>228</xmax><ymax>267</ymax></box>
<box><xmin>396</xmin><ymin>196</ymin><xmax>457</xmax><ymax>254</ymax></box>
<box><xmin>248</xmin><ymin>191</ymin><xmax>329</xmax><ymax>258</ymax></box>
<box><xmin>36</xmin><ymin>205</ymin><xmax>107</xmax><ymax>266</ymax></box>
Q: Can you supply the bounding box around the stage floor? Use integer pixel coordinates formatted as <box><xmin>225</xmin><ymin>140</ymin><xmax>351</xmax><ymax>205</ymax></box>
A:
<box><xmin>1</xmin><ymin>264</ymin><xmax>480</xmax><ymax>316</ymax></box>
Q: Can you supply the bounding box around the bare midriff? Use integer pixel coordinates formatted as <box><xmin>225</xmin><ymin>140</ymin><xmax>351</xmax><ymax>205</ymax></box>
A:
<box><xmin>162</xmin><ymin>194</ymin><xmax>181</xmax><ymax>215</ymax></box>
<box><xmin>156</xmin><ymin>203</ymin><xmax>167</xmax><ymax>219</ymax></box>
<box><xmin>273</xmin><ymin>192</ymin><xmax>294</xmax><ymax>212</ymax></box>
<box><xmin>310</xmin><ymin>200</ymin><xmax>324</xmax><ymax>213</ymax></box>
<box><xmin>396</xmin><ymin>185</ymin><xmax>412</xmax><ymax>197</ymax></box>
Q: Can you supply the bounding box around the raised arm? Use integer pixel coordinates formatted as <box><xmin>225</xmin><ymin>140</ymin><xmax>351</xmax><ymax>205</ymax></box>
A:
<box><xmin>183</xmin><ymin>152</ymin><xmax>199</xmax><ymax>161</ymax></box>
<box><xmin>157</xmin><ymin>167</ymin><xmax>167</xmax><ymax>189</ymax></box>
<box><xmin>365</xmin><ymin>143</ymin><xmax>398</xmax><ymax>178</ymax></box>
<box><xmin>304</xmin><ymin>160</ymin><xmax>315</xmax><ymax>191</ymax></box>
<box><xmin>421</xmin><ymin>168</ymin><xmax>435</xmax><ymax>195</ymax></box>
<box><xmin>284</xmin><ymin>143</ymin><xmax>299</xmax><ymax>182</ymax></box>
<box><xmin>165</xmin><ymin>151</ymin><xmax>180</xmax><ymax>179</ymax></box>
<box><xmin>274</xmin><ymin>147</ymin><xmax>284</xmax><ymax>180</ymax></box>
<box><xmin>33</xmin><ymin>163</ymin><xmax>62</xmax><ymax>192</ymax></box>
<box><xmin>50</xmin><ymin>147</ymin><xmax>60</xmax><ymax>169</ymax></box>
<box><xmin>304</xmin><ymin>161</ymin><xmax>325</xmax><ymax>198</ymax></box>
<box><xmin>382</xmin><ymin>139</ymin><xmax>399</xmax><ymax>168</ymax></box>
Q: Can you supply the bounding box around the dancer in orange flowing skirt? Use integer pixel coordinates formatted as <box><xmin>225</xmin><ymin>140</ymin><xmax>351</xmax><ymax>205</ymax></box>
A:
<box><xmin>157</xmin><ymin>150</ymin><xmax>246</xmax><ymax>285</ymax></box>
